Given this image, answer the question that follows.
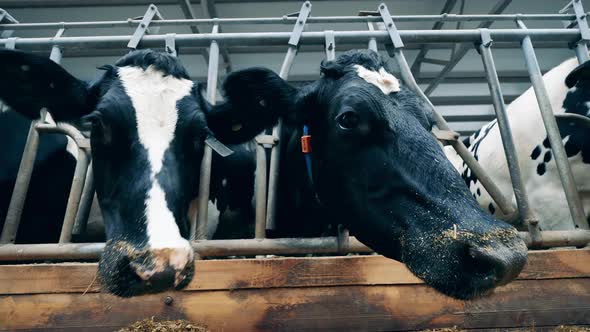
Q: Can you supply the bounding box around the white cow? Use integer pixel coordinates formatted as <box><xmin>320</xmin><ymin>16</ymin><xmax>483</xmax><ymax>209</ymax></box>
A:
<box><xmin>445</xmin><ymin>57</ymin><xmax>590</xmax><ymax>230</ymax></box>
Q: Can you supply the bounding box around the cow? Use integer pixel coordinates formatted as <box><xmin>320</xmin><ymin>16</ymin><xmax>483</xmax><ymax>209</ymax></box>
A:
<box><xmin>211</xmin><ymin>49</ymin><xmax>528</xmax><ymax>300</ymax></box>
<box><xmin>444</xmin><ymin>57</ymin><xmax>590</xmax><ymax>231</ymax></box>
<box><xmin>0</xmin><ymin>48</ymin><xmax>277</xmax><ymax>297</ymax></box>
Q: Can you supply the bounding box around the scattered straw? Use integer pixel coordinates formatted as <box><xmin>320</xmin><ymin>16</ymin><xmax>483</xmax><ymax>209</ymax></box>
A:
<box><xmin>82</xmin><ymin>272</ymin><xmax>98</xmax><ymax>295</ymax></box>
<box><xmin>118</xmin><ymin>318</ymin><xmax>208</xmax><ymax>332</ymax></box>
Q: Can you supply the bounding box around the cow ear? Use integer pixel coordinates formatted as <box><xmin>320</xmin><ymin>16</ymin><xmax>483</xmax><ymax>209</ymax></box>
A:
<box><xmin>565</xmin><ymin>60</ymin><xmax>590</xmax><ymax>88</ymax></box>
<box><xmin>0</xmin><ymin>49</ymin><xmax>97</xmax><ymax>122</ymax></box>
<box><xmin>205</xmin><ymin>67</ymin><xmax>298</xmax><ymax>144</ymax></box>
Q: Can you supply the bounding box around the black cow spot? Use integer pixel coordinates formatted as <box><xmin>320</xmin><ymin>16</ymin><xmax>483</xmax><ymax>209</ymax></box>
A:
<box><xmin>531</xmin><ymin>145</ymin><xmax>541</xmax><ymax>160</ymax></box>
<box><xmin>476</xmin><ymin>188</ymin><xmax>481</xmax><ymax>196</ymax></box>
<box><xmin>564</xmin><ymin>137</ymin><xmax>580</xmax><ymax>158</ymax></box>
<box><xmin>542</xmin><ymin>137</ymin><xmax>550</xmax><ymax>148</ymax></box>
<box><xmin>543</xmin><ymin>151</ymin><xmax>552</xmax><ymax>163</ymax></box>
<box><xmin>488</xmin><ymin>203</ymin><xmax>495</xmax><ymax>215</ymax></box>
<box><xmin>537</xmin><ymin>163</ymin><xmax>546</xmax><ymax>176</ymax></box>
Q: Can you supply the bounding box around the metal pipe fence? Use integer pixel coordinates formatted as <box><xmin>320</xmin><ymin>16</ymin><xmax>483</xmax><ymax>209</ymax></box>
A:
<box><xmin>1</xmin><ymin>1</ymin><xmax>590</xmax><ymax>262</ymax></box>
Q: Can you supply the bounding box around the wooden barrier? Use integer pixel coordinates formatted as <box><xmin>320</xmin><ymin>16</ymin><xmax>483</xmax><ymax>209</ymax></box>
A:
<box><xmin>1</xmin><ymin>248</ymin><xmax>589</xmax><ymax>331</ymax></box>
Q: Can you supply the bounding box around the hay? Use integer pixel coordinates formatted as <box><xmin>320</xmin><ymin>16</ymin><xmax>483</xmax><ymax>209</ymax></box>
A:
<box><xmin>117</xmin><ymin>318</ymin><xmax>208</xmax><ymax>332</ymax></box>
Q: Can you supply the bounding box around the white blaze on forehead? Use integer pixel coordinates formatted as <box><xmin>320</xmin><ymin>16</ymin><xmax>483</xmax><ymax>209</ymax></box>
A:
<box><xmin>118</xmin><ymin>65</ymin><xmax>193</xmax><ymax>173</ymax></box>
<box><xmin>118</xmin><ymin>65</ymin><xmax>194</xmax><ymax>250</ymax></box>
<box><xmin>354</xmin><ymin>65</ymin><xmax>401</xmax><ymax>95</ymax></box>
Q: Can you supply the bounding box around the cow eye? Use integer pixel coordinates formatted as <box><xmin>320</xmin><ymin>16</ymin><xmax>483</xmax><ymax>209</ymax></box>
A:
<box><xmin>336</xmin><ymin>110</ymin><xmax>360</xmax><ymax>130</ymax></box>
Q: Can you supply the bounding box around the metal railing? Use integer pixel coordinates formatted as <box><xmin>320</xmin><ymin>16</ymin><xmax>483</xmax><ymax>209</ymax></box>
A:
<box><xmin>1</xmin><ymin>1</ymin><xmax>590</xmax><ymax>262</ymax></box>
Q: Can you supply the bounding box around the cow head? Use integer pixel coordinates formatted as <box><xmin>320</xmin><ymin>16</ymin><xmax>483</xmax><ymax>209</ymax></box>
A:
<box><xmin>218</xmin><ymin>50</ymin><xmax>528</xmax><ymax>299</ymax></box>
<box><xmin>0</xmin><ymin>49</ymin><xmax>276</xmax><ymax>297</ymax></box>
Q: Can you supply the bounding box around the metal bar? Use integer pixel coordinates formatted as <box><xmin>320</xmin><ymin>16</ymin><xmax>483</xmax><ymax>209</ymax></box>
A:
<box><xmin>254</xmin><ymin>142</ymin><xmax>267</xmax><ymax>239</ymax></box>
<box><xmin>32</xmin><ymin>122</ymin><xmax>91</xmax><ymax>243</ymax></box>
<box><xmin>571</xmin><ymin>0</ymin><xmax>590</xmax><ymax>63</ymax></box>
<box><xmin>377</xmin><ymin>4</ymin><xmax>517</xmax><ymax>217</ymax></box>
<box><xmin>200</xmin><ymin>0</ymin><xmax>232</xmax><ymax>73</ymax></box>
<box><xmin>72</xmin><ymin>161</ymin><xmax>94</xmax><ymax>236</ymax></box>
<box><xmin>366</xmin><ymin>21</ymin><xmax>378</xmax><ymax>52</ymax></box>
<box><xmin>58</xmin><ymin>148</ymin><xmax>90</xmax><ymax>243</ymax></box>
<box><xmin>178</xmin><ymin>0</ymin><xmax>212</xmax><ymax>66</ymax></box>
<box><xmin>574</xmin><ymin>42</ymin><xmax>590</xmax><ymax>63</ymax></box>
<box><xmin>265</xmin><ymin>2</ymin><xmax>311</xmax><ymax>231</ymax></box>
<box><xmin>1</xmin><ymin>14</ymin><xmax>588</xmax><ymax>31</ymax></box>
<box><xmin>165</xmin><ymin>33</ymin><xmax>177</xmax><ymax>57</ymax></box>
<box><xmin>478</xmin><ymin>29</ymin><xmax>542</xmax><ymax>246</ymax></box>
<box><xmin>423</xmin><ymin>0</ymin><xmax>513</xmax><ymax>95</ymax></box>
<box><xmin>410</xmin><ymin>0</ymin><xmax>458</xmax><ymax>75</ymax></box>
<box><xmin>193</xmin><ymin>24</ymin><xmax>220</xmax><ymax>240</ymax></box>
<box><xmin>2</xmin><ymin>29</ymin><xmax>587</xmax><ymax>51</ymax></box>
<box><xmin>127</xmin><ymin>4</ymin><xmax>160</xmax><ymax>49</ymax></box>
<box><xmin>518</xmin><ymin>20</ymin><xmax>589</xmax><ymax>231</ymax></box>
<box><xmin>0</xmin><ymin>230</ymin><xmax>589</xmax><ymax>261</ymax></box>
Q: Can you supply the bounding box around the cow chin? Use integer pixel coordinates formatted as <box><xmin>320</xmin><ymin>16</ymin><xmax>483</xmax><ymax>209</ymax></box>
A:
<box><xmin>98</xmin><ymin>240</ymin><xmax>195</xmax><ymax>297</ymax></box>
<box><xmin>399</xmin><ymin>221</ymin><xmax>528</xmax><ymax>300</ymax></box>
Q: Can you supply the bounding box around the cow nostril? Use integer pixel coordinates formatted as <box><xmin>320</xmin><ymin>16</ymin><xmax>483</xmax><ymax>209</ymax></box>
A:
<box><xmin>131</xmin><ymin>264</ymin><xmax>177</xmax><ymax>289</ymax></box>
<box><xmin>467</xmin><ymin>245</ymin><xmax>508</xmax><ymax>284</ymax></box>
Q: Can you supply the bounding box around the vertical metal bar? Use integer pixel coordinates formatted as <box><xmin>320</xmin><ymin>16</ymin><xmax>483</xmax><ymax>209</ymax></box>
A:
<box><xmin>265</xmin><ymin>2</ymin><xmax>311</xmax><ymax>231</ymax></box>
<box><xmin>377</xmin><ymin>3</ymin><xmax>517</xmax><ymax>218</ymax></box>
<box><xmin>366</xmin><ymin>21</ymin><xmax>378</xmax><ymax>52</ymax></box>
<box><xmin>574</xmin><ymin>42</ymin><xmax>590</xmax><ymax>63</ymax></box>
<box><xmin>193</xmin><ymin>23</ymin><xmax>220</xmax><ymax>240</ymax></box>
<box><xmin>59</xmin><ymin>147</ymin><xmax>89</xmax><ymax>243</ymax></box>
<box><xmin>72</xmin><ymin>162</ymin><xmax>94</xmax><ymax>236</ymax></box>
<box><xmin>477</xmin><ymin>29</ymin><xmax>542</xmax><ymax>245</ymax></box>
<box><xmin>518</xmin><ymin>21</ymin><xmax>589</xmax><ymax>230</ymax></box>
<box><xmin>254</xmin><ymin>141</ymin><xmax>267</xmax><ymax>239</ymax></box>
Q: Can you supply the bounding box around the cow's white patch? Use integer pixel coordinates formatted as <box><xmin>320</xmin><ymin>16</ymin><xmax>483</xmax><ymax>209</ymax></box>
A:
<box><xmin>585</xmin><ymin>101</ymin><xmax>590</xmax><ymax>116</ymax></box>
<box><xmin>118</xmin><ymin>65</ymin><xmax>194</xmax><ymax>250</ymax></box>
<box><xmin>354</xmin><ymin>65</ymin><xmax>400</xmax><ymax>95</ymax></box>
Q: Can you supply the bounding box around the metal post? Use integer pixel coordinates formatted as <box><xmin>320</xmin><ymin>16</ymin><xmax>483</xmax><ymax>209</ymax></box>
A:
<box><xmin>193</xmin><ymin>24</ymin><xmax>221</xmax><ymax>240</ymax></box>
<box><xmin>254</xmin><ymin>138</ymin><xmax>268</xmax><ymax>239</ymax></box>
<box><xmin>377</xmin><ymin>3</ymin><xmax>517</xmax><ymax>218</ymax></box>
<box><xmin>572</xmin><ymin>0</ymin><xmax>590</xmax><ymax>63</ymax></box>
<box><xmin>265</xmin><ymin>1</ymin><xmax>311</xmax><ymax>231</ymax></box>
<box><xmin>518</xmin><ymin>20</ymin><xmax>589</xmax><ymax>230</ymax></box>
<box><xmin>366</xmin><ymin>21</ymin><xmax>378</xmax><ymax>52</ymax></box>
<box><xmin>72</xmin><ymin>161</ymin><xmax>94</xmax><ymax>236</ymax></box>
<box><xmin>58</xmin><ymin>145</ymin><xmax>90</xmax><ymax>243</ymax></box>
<box><xmin>477</xmin><ymin>28</ymin><xmax>542</xmax><ymax>245</ymax></box>
<box><xmin>127</xmin><ymin>4</ymin><xmax>162</xmax><ymax>50</ymax></box>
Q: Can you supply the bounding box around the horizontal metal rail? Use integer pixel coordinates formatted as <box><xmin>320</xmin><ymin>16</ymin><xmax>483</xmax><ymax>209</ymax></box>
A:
<box><xmin>0</xmin><ymin>13</ymin><xmax>588</xmax><ymax>31</ymax></box>
<box><xmin>0</xmin><ymin>29</ymin><xmax>586</xmax><ymax>50</ymax></box>
<box><xmin>0</xmin><ymin>231</ymin><xmax>588</xmax><ymax>261</ymax></box>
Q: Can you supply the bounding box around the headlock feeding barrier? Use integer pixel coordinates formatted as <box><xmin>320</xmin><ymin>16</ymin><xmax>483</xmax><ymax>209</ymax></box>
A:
<box><xmin>0</xmin><ymin>0</ymin><xmax>590</xmax><ymax>262</ymax></box>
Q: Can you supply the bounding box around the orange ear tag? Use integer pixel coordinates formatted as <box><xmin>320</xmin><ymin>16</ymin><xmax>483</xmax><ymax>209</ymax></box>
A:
<box><xmin>301</xmin><ymin>135</ymin><xmax>312</xmax><ymax>153</ymax></box>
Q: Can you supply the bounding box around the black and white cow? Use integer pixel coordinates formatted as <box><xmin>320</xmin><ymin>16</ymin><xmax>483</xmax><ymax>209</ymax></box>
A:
<box><xmin>0</xmin><ymin>49</ymin><xmax>276</xmax><ymax>297</ymax></box>
<box><xmin>215</xmin><ymin>49</ymin><xmax>528</xmax><ymax>300</ymax></box>
<box><xmin>444</xmin><ymin>57</ymin><xmax>590</xmax><ymax>231</ymax></box>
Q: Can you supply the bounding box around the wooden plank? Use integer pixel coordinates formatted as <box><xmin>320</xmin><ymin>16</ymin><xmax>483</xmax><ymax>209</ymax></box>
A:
<box><xmin>1</xmin><ymin>279</ymin><xmax>589</xmax><ymax>331</ymax></box>
<box><xmin>0</xmin><ymin>249</ymin><xmax>588</xmax><ymax>295</ymax></box>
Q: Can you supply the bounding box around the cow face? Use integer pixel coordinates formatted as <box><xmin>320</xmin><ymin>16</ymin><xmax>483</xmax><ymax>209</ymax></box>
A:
<box><xmin>219</xmin><ymin>50</ymin><xmax>527</xmax><ymax>300</ymax></box>
<box><xmin>0</xmin><ymin>49</ymin><xmax>277</xmax><ymax>297</ymax></box>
